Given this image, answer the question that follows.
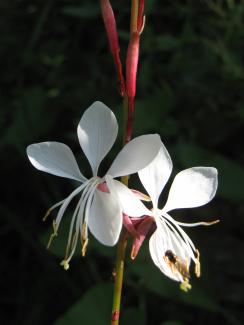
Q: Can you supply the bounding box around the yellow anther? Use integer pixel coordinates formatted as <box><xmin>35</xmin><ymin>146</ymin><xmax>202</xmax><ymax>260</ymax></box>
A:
<box><xmin>132</xmin><ymin>190</ymin><xmax>151</xmax><ymax>201</ymax></box>
<box><xmin>202</xmin><ymin>219</ymin><xmax>220</xmax><ymax>226</ymax></box>
<box><xmin>43</xmin><ymin>209</ymin><xmax>51</xmax><ymax>222</ymax></box>
<box><xmin>121</xmin><ymin>175</ymin><xmax>129</xmax><ymax>186</ymax></box>
<box><xmin>81</xmin><ymin>222</ymin><xmax>89</xmax><ymax>256</ymax></box>
<box><xmin>195</xmin><ymin>249</ymin><xmax>201</xmax><ymax>278</ymax></box>
<box><xmin>82</xmin><ymin>239</ymin><xmax>89</xmax><ymax>257</ymax></box>
<box><xmin>180</xmin><ymin>279</ymin><xmax>192</xmax><ymax>292</ymax></box>
<box><xmin>140</xmin><ymin>193</ymin><xmax>151</xmax><ymax>202</ymax></box>
<box><xmin>60</xmin><ymin>260</ymin><xmax>70</xmax><ymax>271</ymax></box>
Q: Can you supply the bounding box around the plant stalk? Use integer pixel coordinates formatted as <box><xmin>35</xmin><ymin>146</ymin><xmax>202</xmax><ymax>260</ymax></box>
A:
<box><xmin>110</xmin><ymin>1</ymin><xmax>141</xmax><ymax>324</ymax></box>
<box><xmin>111</xmin><ymin>96</ymin><xmax>129</xmax><ymax>325</ymax></box>
<box><xmin>111</xmin><ymin>229</ymin><xmax>128</xmax><ymax>325</ymax></box>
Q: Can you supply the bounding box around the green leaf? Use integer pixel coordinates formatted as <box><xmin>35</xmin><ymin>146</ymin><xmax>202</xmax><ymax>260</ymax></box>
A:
<box><xmin>155</xmin><ymin>35</ymin><xmax>180</xmax><ymax>51</ymax></box>
<box><xmin>54</xmin><ymin>283</ymin><xmax>112</xmax><ymax>325</ymax></box>
<box><xmin>173</xmin><ymin>142</ymin><xmax>244</xmax><ymax>202</ymax></box>
<box><xmin>134</xmin><ymin>86</ymin><xmax>175</xmax><ymax>135</ymax></box>
<box><xmin>121</xmin><ymin>307</ymin><xmax>146</xmax><ymax>325</ymax></box>
<box><xmin>3</xmin><ymin>87</ymin><xmax>57</xmax><ymax>152</ymax></box>
<box><xmin>40</xmin><ymin>216</ymin><xmax>72</xmax><ymax>258</ymax></box>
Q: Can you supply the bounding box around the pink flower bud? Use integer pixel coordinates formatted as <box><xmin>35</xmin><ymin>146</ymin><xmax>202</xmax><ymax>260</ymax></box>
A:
<box><xmin>100</xmin><ymin>0</ymin><xmax>119</xmax><ymax>54</ymax></box>
<box><xmin>100</xmin><ymin>0</ymin><xmax>125</xmax><ymax>96</ymax></box>
<box><xmin>126</xmin><ymin>32</ymin><xmax>140</xmax><ymax>99</ymax></box>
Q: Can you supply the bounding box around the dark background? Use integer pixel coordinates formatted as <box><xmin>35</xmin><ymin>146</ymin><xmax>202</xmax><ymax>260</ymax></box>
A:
<box><xmin>1</xmin><ymin>0</ymin><xmax>244</xmax><ymax>324</ymax></box>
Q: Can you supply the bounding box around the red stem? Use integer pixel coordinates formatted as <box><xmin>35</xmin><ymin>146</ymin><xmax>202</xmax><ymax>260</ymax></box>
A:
<box><xmin>125</xmin><ymin>96</ymin><xmax>135</xmax><ymax>143</ymax></box>
<box><xmin>137</xmin><ymin>0</ymin><xmax>145</xmax><ymax>32</ymax></box>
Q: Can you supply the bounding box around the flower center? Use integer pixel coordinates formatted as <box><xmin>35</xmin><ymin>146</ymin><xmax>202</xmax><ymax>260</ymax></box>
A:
<box><xmin>151</xmin><ymin>207</ymin><xmax>162</xmax><ymax>222</ymax></box>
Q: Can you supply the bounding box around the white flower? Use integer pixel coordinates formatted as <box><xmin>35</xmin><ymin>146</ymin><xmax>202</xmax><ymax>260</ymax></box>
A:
<box><xmin>27</xmin><ymin>101</ymin><xmax>161</xmax><ymax>269</ymax></box>
<box><xmin>109</xmin><ymin>142</ymin><xmax>218</xmax><ymax>290</ymax></box>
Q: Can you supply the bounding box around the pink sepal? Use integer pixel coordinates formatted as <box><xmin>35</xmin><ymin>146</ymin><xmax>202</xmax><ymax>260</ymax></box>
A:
<box><xmin>97</xmin><ymin>181</ymin><xmax>109</xmax><ymax>193</ymax></box>
<box><xmin>100</xmin><ymin>0</ymin><xmax>125</xmax><ymax>96</ymax></box>
<box><xmin>123</xmin><ymin>214</ymin><xmax>141</xmax><ymax>238</ymax></box>
<box><xmin>131</xmin><ymin>216</ymin><xmax>154</xmax><ymax>259</ymax></box>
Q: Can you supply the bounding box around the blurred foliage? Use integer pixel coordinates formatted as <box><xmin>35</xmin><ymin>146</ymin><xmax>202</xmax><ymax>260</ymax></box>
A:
<box><xmin>1</xmin><ymin>0</ymin><xmax>244</xmax><ymax>324</ymax></box>
<box><xmin>54</xmin><ymin>283</ymin><xmax>113</xmax><ymax>325</ymax></box>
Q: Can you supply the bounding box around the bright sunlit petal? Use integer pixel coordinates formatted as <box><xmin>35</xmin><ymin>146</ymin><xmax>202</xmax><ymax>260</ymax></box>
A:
<box><xmin>105</xmin><ymin>176</ymin><xmax>150</xmax><ymax>217</ymax></box>
<box><xmin>77</xmin><ymin>101</ymin><xmax>118</xmax><ymax>176</ymax></box>
<box><xmin>107</xmin><ymin>134</ymin><xmax>161</xmax><ymax>178</ymax></box>
<box><xmin>27</xmin><ymin>142</ymin><xmax>86</xmax><ymax>181</ymax></box>
<box><xmin>88</xmin><ymin>188</ymin><xmax>122</xmax><ymax>246</ymax></box>
<box><xmin>163</xmin><ymin>167</ymin><xmax>218</xmax><ymax>212</ymax></box>
<box><xmin>138</xmin><ymin>143</ymin><xmax>173</xmax><ymax>207</ymax></box>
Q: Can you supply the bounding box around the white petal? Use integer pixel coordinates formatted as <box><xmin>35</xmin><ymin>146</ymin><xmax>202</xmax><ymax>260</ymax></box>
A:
<box><xmin>88</xmin><ymin>189</ymin><xmax>122</xmax><ymax>246</ymax></box>
<box><xmin>77</xmin><ymin>101</ymin><xmax>118</xmax><ymax>176</ymax></box>
<box><xmin>163</xmin><ymin>167</ymin><xmax>218</xmax><ymax>212</ymax></box>
<box><xmin>27</xmin><ymin>142</ymin><xmax>86</xmax><ymax>181</ymax></box>
<box><xmin>107</xmin><ymin>134</ymin><xmax>161</xmax><ymax>178</ymax></box>
<box><xmin>138</xmin><ymin>143</ymin><xmax>172</xmax><ymax>207</ymax></box>
<box><xmin>105</xmin><ymin>176</ymin><xmax>150</xmax><ymax>217</ymax></box>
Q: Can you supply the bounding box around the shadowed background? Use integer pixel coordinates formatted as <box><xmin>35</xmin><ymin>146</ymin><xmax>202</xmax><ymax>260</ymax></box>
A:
<box><xmin>1</xmin><ymin>0</ymin><xmax>244</xmax><ymax>324</ymax></box>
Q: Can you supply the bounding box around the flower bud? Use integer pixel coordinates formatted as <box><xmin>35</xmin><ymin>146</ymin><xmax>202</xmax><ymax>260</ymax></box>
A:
<box><xmin>126</xmin><ymin>32</ymin><xmax>140</xmax><ymax>99</ymax></box>
<box><xmin>100</xmin><ymin>0</ymin><xmax>125</xmax><ymax>96</ymax></box>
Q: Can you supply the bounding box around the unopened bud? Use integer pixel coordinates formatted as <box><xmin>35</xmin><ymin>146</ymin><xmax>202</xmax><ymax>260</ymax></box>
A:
<box><xmin>100</xmin><ymin>0</ymin><xmax>125</xmax><ymax>96</ymax></box>
<box><xmin>126</xmin><ymin>32</ymin><xmax>140</xmax><ymax>99</ymax></box>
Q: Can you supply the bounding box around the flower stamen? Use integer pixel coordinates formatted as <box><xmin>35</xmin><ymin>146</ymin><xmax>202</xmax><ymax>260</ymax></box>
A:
<box><xmin>81</xmin><ymin>221</ymin><xmax>89</xmax><ymax>256</ymax></box>
<box><xmin>71</xmin><ymin>232</ymin><xmax>78</xmax><ymax>251</ymax></box>
<box><xmin>60</xmin><ymin>260</ymin><xmax>70</xmax><ymax>271</ymax></box>
<box><xmin>65</xmin><ymin>232</ymin><xmax>77</xmax><ymax>260</ymax></box>
<box><xmin>82</xmin><ymin>238</ymin><xmax>89</xmax><ymax>257</ymax></box>
<box><xmin>176</xmin><ymin>219</ymin><xmax>220</xmax><ymax>227</ymax></box>
<box><xmin>46</xmin><ymin>220</ymin><xmax>58</xmax><ymax>249</ymax></box>
<box><xmin>43</xmin><ymin>199</ymin><xmax>66</xmax><ymax>222</ymax></box>
<box><xmin>43</xmin><ymin>209</ymin><xmax>51</xmax><ymax>222</ymax></box>
<box><xmin>195</xmin><ymin>249</ymin><xmax>201</xmax><ymax>277</ymax></box>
